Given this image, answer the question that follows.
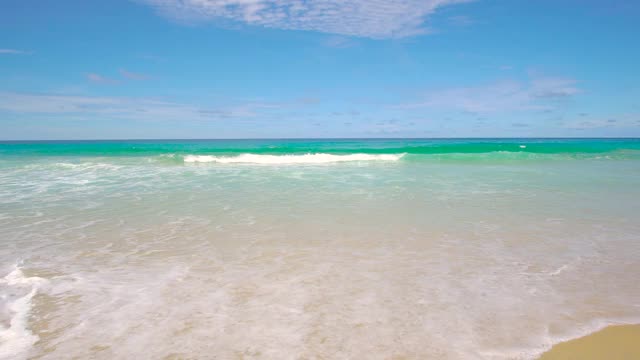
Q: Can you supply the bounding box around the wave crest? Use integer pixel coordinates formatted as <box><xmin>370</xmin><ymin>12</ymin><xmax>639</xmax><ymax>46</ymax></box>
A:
<box><xmin>183</xmin><ymin>153</ymin><xmax>405</xmax><ymax>164</ymax></box>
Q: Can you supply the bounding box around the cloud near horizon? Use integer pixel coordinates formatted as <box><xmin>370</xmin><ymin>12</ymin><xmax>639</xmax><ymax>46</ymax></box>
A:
<box><xmin>563</xmin><ymin>114</ymin><xmax>640</xmax><ymax>130</ymax></box>
<box><xmin>140</xmin><ymin>0</ymin><xmax>473</xmax><ymax>38</ymax></box>
<box><xmin>0</xmin><ymin>92</ymin><xmax>289</xmax><ymax>122</ymax></box>
<box><xmin>0</xmin><ymin>48</ymin><xmax>29</xmax><ymax>55</ymax></box>
<box><xmin>397</xmin><ymin>75</ymin><xmax>581</xmax><ymax>114</ymax></box>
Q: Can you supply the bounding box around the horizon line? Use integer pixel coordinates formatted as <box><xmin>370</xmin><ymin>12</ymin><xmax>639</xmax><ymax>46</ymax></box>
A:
<box><xmin>1</xmin><ymin>137</ymin><xmax>640</xmax><ymax>142</ymax></box>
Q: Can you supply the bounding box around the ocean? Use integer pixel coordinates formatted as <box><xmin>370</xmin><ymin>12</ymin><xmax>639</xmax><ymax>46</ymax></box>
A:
<box><xmin>1</xmin><ymin>138</ymin><xmax>639</xmax><ymax>359</ymax></box>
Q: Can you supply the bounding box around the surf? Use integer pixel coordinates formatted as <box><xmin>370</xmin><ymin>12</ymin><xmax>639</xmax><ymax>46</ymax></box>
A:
<box><xmin>182</xmin><ymin>153</ymin><xmax>406</xmax><ymax>164</ymax></box>
<box><xmin>0</xmin><ymin>266</ymin><xmax>47</xmax><ymax>360</ymax></box>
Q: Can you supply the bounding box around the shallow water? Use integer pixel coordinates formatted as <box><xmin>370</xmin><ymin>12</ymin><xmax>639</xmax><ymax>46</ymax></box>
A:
<box><xmin>1</xmin><ymin>139</ymin><xmax>639</xmax><ymax>359</ymax></box>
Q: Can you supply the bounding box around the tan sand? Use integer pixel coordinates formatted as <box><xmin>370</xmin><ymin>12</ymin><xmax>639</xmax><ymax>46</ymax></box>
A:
<box><xmin>539</xmin><ymin>325</ymin><xmax>640</xmax><ymax>360</ymax></box>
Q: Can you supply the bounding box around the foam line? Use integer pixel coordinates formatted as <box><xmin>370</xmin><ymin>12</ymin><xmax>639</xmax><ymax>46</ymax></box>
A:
<box><xmin>183</xmin><ymin>153</ymin><xmax>406</xmax><ymax>164</ymax></box>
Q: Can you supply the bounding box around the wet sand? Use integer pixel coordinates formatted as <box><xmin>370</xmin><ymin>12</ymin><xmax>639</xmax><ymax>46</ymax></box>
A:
<box><xmin>539</xmin><ymin>325</ymin><xmax>640</xmax><ymax>360</ymax></box>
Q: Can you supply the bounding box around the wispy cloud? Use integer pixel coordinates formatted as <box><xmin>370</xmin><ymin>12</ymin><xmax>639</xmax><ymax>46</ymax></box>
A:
<box><xmin>120</xmin><ymin>69</ymin><xmax>151</xmax><ymax>80</ymax></box>
<box><xmin>87</xmin><ymin>70</ymin><xmax>152</xmax><ymax>83</ymax></box>
<box><xmin>297</xmin><ymin>97</ymin><xmax>321</xmax><ymax>104</ymax></box>
<box><xmin>0</xmin><ymin>48</ymin><xmax>29</xmax><ymax>55</ymax></box>
<box><xmin>0</xmin><ymin>92</ymin><xmax>189</xmax><ymax>119</ymax></box>
<box><xmin>530</xmin><ymin>76</ymin><xmax>580</xmax><ymax>99</ymax></box>
<box><xmin>447</xmin><ymin>15</ymin><xmax>474</xmax><ymax>26</ymax></box>
<box><xmin>140</xmin><ymin>0</ymin><xmax>473</xmax><ymax>38</ymax></box>
<box><xmin>86</xmin><ymin>73</ymin><xmax>119</xmax><ymax>84</ymax></box>
<box><xmin>322</xmin><ymin>36</ymin><xmax>356</xmax><ymax>48</ymax></box>
<box><xmin>396</xmin><ymin>75</ymin><xmax>581</xmax><ymax>114</ymax></box>
<box><xmin>0</xmin><ymin>92</ymin><xmax>285</xmax><ymax>122</ymax></box>
<box><xmin>563</xmin><ymin>114</ymin><xmax>639</xmax><ymax>130</ymax></box>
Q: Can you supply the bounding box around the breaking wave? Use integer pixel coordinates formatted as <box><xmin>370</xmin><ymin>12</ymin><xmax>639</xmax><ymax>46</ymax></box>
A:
<box><xmin>183</xmin><ymin>153</ymin><xmax>406</xmax><ymax>164</ymax></box>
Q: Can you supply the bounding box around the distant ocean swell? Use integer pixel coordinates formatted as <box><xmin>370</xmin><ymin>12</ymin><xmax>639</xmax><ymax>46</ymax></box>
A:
<box><xmin>1</xmin><ymin>139</ymin><xmax>639</xmax><ymax>168</ymax></box>
<box><xmin>2</xmin><ymin>139</ymin><xmax>640</xmax><ymax>159</ymax></box>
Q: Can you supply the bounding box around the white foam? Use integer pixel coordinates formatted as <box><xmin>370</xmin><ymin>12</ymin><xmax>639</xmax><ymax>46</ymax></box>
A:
<box><xmin>480</xmin><ymin>317</ymin><xmax>640</xmax><ymax>360</ymax></box>
<box><xmin>183</xmin><ymin>153</ymin><xmax>405</xmax><ymax>164</ymax></box>
<box><xmin>52</xmin><ymin>162</ymin><xmax>122</xmax><ymax>171</ymax></box>
<box><xmin>0</xmin><ymin>266</ymin><xmax>47</xmax><ymax>360</ymax></box>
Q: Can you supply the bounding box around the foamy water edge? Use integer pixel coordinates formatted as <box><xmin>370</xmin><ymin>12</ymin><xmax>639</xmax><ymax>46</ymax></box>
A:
<box><xmin>0</xmin><ymin>266</ymin><xmax>46</xmax><ymax>360</ymax></box>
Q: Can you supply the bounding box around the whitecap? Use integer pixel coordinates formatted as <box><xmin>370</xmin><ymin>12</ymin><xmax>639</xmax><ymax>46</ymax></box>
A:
<box><xmin>183</xmin><ymin>153</ymin><xmax>405</xmax><ymax>164</ymax></box>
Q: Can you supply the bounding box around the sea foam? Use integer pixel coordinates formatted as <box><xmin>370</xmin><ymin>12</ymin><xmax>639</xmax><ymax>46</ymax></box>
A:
<box><xmin>0</xmin><ymin>266</ymin><xmax>46</xmax><ymax>360</ymax></box>
<box><xmin>183</xmin><ymin>153</ymin><xmax>405</xmax><ymax>164</ymax></box>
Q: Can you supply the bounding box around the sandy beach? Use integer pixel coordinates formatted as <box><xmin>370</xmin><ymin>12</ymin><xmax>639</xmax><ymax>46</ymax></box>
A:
<box><xmin>540</xmin><ymin>325</ymin><xmax>640</xmax><ymax>360</ymax></box>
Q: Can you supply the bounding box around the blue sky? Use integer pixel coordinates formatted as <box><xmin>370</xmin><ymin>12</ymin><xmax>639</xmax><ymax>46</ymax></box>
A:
<box><xmin>1</xmin><ymin>0</ymin><xmax>639</xmax><ymax>139</ymax></box>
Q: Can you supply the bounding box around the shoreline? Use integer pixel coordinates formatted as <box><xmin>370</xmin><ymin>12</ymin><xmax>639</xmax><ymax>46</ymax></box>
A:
<box><xmin>539</xmin><ymin>324</ymin><xmax>640</xmax><ymax>359</ymax></box>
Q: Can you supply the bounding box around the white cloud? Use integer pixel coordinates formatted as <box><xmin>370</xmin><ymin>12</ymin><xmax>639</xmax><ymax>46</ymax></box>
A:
<box><xmin>0</xmin><ymin>92</ymin><xmax>191</xmax><ymax>119</ymax></box>
<box><xmin>140</xmin><ymin>0</ymin><xmax>472</xmax><ymax>38</ymax></box>
<box><xmin>530</xmin><ymin>76</ymin><xmax>580</xmax><ymax>99</ymax></box>
<box><xmin>87</xmin><ymin>70</ymin><xmax>152</xmax><ymax>82</ymax></box>
<box><xmin>0</xmin><ymin>92</ymin><xmax>285</xmax><ymax>122</ymax></box>
<box><xmin>120</xmin><ymin>69</ymin><xmax>151</xmax><ymax>80</ymax></box>
<box><xmin>86</xmin><ymin>73</ymin><xmax>119</xmax><ymax>84</ymax></box>
<box><xmin>563</xmin><ymin>114</ymin><xmax>639</xmax><ymax>130</ymax></box>
<box><xmin>397</xmin><ymin>75</ymin><xmax>581</xmax><ymax>114</ymax></box>
<box><xmin>0</xmin><ymin>48</ymin><xmax>29</xmax><ymax>55</ymax></box>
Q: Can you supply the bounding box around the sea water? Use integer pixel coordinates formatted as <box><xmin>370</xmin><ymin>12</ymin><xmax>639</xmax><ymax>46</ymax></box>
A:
<box><xmin>1</xmin><ymin>139</ymin><xmax>639</xmax><ymax>359</ymax></box>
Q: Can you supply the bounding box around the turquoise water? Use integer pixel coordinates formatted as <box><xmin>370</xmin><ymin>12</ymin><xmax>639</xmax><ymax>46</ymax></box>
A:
<box><xmin>2</xmin><ymin>138</ymin><xmax>639</xmax><ymax>158</ymax></box>
<box><xmin>1</xmin><ymin>139</ymin><xmax>640</xmax><ymax>359</ymax></box>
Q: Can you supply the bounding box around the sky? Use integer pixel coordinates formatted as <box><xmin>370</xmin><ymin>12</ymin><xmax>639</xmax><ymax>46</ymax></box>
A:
<box><xmin>1</xmin><ymin>0</ymin><xmax>639</xmax><ymax>139</ymax></box>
